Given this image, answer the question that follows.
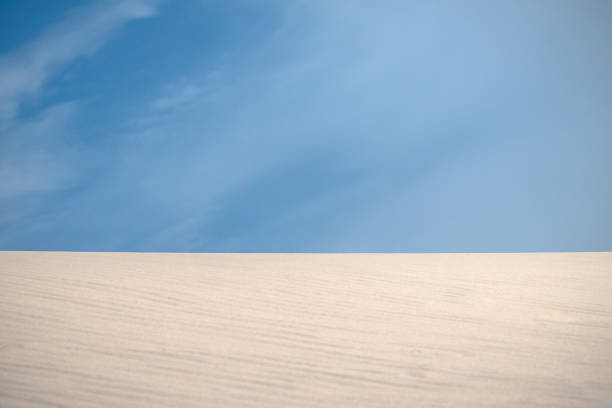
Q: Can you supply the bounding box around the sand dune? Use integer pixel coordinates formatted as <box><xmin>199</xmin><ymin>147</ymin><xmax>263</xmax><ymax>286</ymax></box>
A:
<box><xmin>1</xmin><ymin>251</ymin><xmax>612</xmax><ymax>407</ymax></box>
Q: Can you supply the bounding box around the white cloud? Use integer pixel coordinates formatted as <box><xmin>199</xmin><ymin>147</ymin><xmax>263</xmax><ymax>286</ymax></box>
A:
<box><xmin>151</xmin><ymin>83</ymin><xmax>203</xmax><ymax>111</ymax></box>
<box><xmin>0</xmin><ymin>0</ymin><xmax>162</xmax><ymax>203</ymax></box>
<box><xmin>0</xmin><ymin>0</ymin><xmax>161</xmax><ymax>123</ymax></box>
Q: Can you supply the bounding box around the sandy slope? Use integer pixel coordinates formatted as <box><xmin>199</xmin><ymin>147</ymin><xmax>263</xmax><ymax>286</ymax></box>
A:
<box><xmin>1</xmin><ymin>251</ymin><xmax>611</xmax><ymax>407</ymax></box>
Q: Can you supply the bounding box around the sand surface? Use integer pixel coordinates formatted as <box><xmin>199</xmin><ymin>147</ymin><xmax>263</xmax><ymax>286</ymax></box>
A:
<box><xmin>1</xmin><ymin>251</ymin><xmax>612</xmax><ymax>407</ymax></box>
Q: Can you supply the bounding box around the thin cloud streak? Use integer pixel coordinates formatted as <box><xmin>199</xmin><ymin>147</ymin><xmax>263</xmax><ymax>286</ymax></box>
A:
<box><xmin>0</xmin><ymin>0</ymin><xmax>160</xmax><ymax>123</ymax></box>
<box><xmin>0</xmin><ymin>0</ymin><xmax>161</xmax><ymax>203</ymax></box>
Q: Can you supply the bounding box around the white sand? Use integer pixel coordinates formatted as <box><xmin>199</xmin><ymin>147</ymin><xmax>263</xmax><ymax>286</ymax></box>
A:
<box><xmin>1</xmin><ymin>251</ymin><xmax>611</xmax><ymax>407</ymax></box>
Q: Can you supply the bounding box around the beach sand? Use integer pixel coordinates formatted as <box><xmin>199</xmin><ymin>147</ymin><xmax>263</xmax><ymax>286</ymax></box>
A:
<box><xmin>1</xmin><ymin>251</ymin><xmax>611</xmax><ymax>407</ymax></box>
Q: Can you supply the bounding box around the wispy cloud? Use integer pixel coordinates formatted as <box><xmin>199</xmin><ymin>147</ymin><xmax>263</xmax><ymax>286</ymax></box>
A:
<box><xmin>0</xmin><ymin>0</ymin><xmax>161</xmax><ymax>204</ymax></box>
<box><xmin>0</xmin><ymin>0</ymin><xmax>161</xmax><ymax>122</ymax></box>
<box><xmin>151</xmin><ymin>83</ymin><xmax>204</xmax><ymax>111</ymax></box>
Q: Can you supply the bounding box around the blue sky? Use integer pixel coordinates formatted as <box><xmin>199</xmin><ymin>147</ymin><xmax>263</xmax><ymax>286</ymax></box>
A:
<box><xmin>1</xmin><ymin>0</ymin><xmax>611</xmax><ymax>252</ymax></box>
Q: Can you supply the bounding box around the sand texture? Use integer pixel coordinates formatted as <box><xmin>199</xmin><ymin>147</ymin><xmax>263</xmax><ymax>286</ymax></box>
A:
<box><xmin>1</xmin><ymin>251</ymin><xmax>612</xmax><ymax>407</ymax></box>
